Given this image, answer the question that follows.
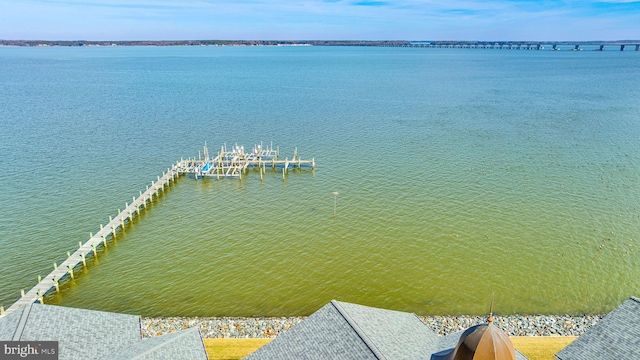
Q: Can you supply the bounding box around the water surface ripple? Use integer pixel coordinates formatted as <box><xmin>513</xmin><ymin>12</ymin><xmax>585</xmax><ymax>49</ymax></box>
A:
<box><xmin>1</xmin><ymin>47</ymin><xmax>639</xmax><ymax>316</ymax></box>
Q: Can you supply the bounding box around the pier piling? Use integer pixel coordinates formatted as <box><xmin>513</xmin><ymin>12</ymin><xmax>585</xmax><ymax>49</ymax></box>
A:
<box><xmin>2</xmin><ymin>146</ymin><xmax>310</xmax><ymax>317</ymax></box>
<box><xmin>180</xmin><ymin>143</ymin><xmax>313</xmax><ymax>180</ymax></box>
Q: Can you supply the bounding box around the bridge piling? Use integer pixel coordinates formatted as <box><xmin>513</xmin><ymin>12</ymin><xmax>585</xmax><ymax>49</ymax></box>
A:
<box><xmin>403</xmin><ymin>41</ymin><xmax>639</xmax><ymax>52</ymax></box>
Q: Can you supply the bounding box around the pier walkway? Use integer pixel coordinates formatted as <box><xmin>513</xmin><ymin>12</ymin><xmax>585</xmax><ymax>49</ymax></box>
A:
<box><xmin>0</xmin><ymin>164</ymin><xmax>181</xmax><ymax>317</ymax></box>
<box><xmin>0</xmin><ymin>144</ymin><xmax>314</xmax><ymax>317</ymax></box>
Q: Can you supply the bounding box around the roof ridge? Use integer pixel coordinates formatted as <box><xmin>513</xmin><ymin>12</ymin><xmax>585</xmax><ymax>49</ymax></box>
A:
<box><xmin>12</xmin><ymin>303</ymin><xmax>34</xmax><ymax>341</ymax></box>
<box><xmin>410</xmin><ymin>312</ymin><xmax>445</xmax><ymax>350</ymax></box>
<box><xmin>330</xmin><ymin>300</ymin><xmax>386</xmax><ymax>360</ymax></box>
<box><xmin>129</xmin><ymin>328</ymin><xmax>201</xmax><ymax>360</ymax></box>
<box><xmin>411</xmin><ymin>313</ymin><xmax>437</xmax><ymax>331</ymax></box>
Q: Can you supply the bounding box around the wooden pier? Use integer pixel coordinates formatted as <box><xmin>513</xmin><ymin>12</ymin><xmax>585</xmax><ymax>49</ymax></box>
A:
<box><xmin>0</xmin><ymin>164</ymin><xmax>181</xmax><ymax>317</ymax></box>
<box><xmin>177</xmin><ymin>143</ymin><xmax>315</xmax><ymax>180</ymax></box>
<box><xmin>0</xmin><ymin>144</ymin><xmax>314</xmax><ymax>317</ymax></box>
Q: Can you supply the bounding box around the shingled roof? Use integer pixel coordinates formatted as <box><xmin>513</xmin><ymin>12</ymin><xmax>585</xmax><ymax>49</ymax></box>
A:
<box><xmin>0</xmin><ymin>303</ymin><xmax>208</xmax><ymax>360</ymax></box>
<box><xmin>0</xmin><ymin>303</ymin><xmax>141</xmax><ymax>359</ymax></box>
<box><xmin>555</xmin><ymin>296</ymin><xmax>640</xmax><ymax>360</ymax></box>
<box><xmin>101</xmin><ymin>327</ymin><xmax>208</xmax><ymax>360</ymax></box>
<box><xmin>245</xmin><ymin>300</ymin><xmax>528</xmax><ymax>360</ymax></box>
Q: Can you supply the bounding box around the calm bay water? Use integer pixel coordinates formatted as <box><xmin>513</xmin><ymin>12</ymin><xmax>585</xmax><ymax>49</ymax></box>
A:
<box><xmin>1</xmin><ymin>46</ymin><xmax>639</xmax><ymax>316</ymax></box>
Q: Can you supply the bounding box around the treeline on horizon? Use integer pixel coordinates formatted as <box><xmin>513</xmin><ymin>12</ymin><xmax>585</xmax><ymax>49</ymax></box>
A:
<box><xmin>1</xmin><ymin>39</ymin><xmax>639</xmax><ymax>47</ymax></box>
<box><xmin>0</xmin><ymin>40</ymin><xmax>411</xmax><ymax>47</ymax></box>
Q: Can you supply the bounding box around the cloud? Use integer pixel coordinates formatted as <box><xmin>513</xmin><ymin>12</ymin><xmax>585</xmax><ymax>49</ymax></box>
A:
<box><xmin>1</xmin><ymin>0</ymin><xmax>638</xmax><ymax>40</ymax></box>
<box><xmin>352</xmin><ymin>1</ymin><xmax>388</xmax><ymax>6</ymax></box>
<box><xmin>440</xmin><ymin>8</ymin><xmax>479</xmax><ymax>15</ymax></box>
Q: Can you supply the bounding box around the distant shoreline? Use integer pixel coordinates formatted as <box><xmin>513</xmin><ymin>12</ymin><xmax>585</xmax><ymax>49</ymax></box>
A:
<box><xmin>1</xmin><ymin>39</ymin><xmax>639</xmax><ymax>47</ymax></box>
<box><xmin>0</xmin><ymin>40</ymin><xmax>406</xmax><ymax>47</ymax></box>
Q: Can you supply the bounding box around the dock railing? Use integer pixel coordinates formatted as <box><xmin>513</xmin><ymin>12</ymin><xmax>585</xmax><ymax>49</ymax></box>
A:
<box><xmin>0</xmin><ymin>144</ymin><xmax>314</xmax><ymax>317</ymax></box>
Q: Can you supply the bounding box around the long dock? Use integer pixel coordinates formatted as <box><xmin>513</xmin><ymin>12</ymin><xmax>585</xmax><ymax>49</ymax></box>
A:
<box><xmin>0</xmin><ymin>144</ymin><xmax>314</xmax><ymax>318</ymax></box>
<box><xmin>0</xmin><ymin>164</ymin><xmax>182</xmax><ymax>317</ymax></box>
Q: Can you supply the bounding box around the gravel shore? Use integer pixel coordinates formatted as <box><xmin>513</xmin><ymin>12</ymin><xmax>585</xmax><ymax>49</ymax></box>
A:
<box><xmin>142</xmin><ymin>314</ymin><xmax>602</xmax><ymax>338</ymax></box>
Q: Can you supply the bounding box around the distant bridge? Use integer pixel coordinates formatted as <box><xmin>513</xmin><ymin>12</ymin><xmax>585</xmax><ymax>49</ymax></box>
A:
<box><xmin>387</xmin><ymin>41</ymin><xmax>640</xmax><ymax>51</ymax></box>
<box><xmin>2</xmin><ymin>40</ymin><xmax>639</xmax><ymax>50</ymax></box>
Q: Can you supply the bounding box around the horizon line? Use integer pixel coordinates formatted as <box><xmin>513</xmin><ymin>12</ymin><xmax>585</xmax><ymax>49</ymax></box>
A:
<box><xmin>2</xmin><ymin>39</ymin><xmax>640</xmax><ymax>43</ymax></box>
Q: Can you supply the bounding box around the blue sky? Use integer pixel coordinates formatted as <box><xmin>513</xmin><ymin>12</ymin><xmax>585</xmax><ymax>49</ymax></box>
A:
<box><xmin>1</xmin><ymin>0</ymin><xmax>639</xmax><ymax>40</ymax></box>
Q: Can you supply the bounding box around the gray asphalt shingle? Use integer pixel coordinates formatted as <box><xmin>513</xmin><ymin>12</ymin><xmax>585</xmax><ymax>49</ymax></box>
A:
<box><xmin>0</xmin><ymin>307</ymin><xmax>22</xmax><ymax>340</ymax></box>
<box><xmin>246</xmin><ymin>300</ymin><xmax>527</xmax><ymax>360</ymax></box>
<box><xmin>555</xmin><ymin>296</ymin><xmax>640</xmax><ymax>360</ymax></box>
<box><xmin>332</xmin><ymin>301</ymin><xmax>440</xmax><ymax>358</ymax></box>
<box><xmin>2</xmin><ymin>304</ymin><xmax>141</xmax><ymax>359</ymax></box>
<box><xmin>4</xmin><ymin>303</ymin><xmax>141</xmax><ymax>359</ymax></box>
<box><xmin>247</xmin><ymin>301</ymin><xmax>377</xmax><ymax>359</ymax></box>
<box><xmin>101</xmin><ymin>327</ymin><xmax>208</xmax><ymax>360</ymax></box>
<box><xmin>0</xmin><ymin>303</ymin><xmax>208</xmax><ymax>360</ymax></box>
